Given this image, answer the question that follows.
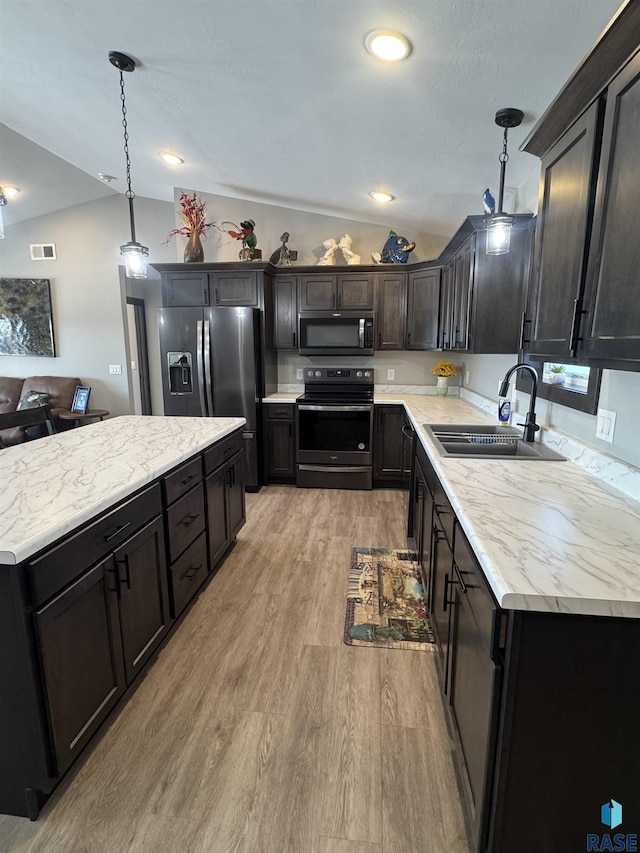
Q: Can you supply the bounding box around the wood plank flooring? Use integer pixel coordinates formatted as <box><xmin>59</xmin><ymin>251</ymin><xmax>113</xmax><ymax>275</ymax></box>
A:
<box><xmin>0</xmin><ymin>486</ymin><xmax>471</xmax><ymax>853</ymax></box>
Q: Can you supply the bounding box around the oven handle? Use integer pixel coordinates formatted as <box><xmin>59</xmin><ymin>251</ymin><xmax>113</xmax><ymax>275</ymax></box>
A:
<box><xmin>298</xmin><ymin>464</ymin><xmax>372</xmax><ymax>473</ymax></box>
<box><xmin>298</xmin><ymin>404</ymin><xmax>372</xmax><ymax>412</ymax></box>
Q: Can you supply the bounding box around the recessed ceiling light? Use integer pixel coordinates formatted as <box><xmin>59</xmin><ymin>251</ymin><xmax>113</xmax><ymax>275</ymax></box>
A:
<box><xmin>160</xmin><ymin>152</ymin><xmax>184</xmax><ymax>165</ymax></box>
<box><xmin>2</xmin><ymin>186</ymin><xmax>19</xmax><ymax>197</ymax></box>
<box><xmin>370</xmin><ymin>191</ymin><xmax>395</xmax><ymax>203</ymax></box>
<box><xmin>98</xmin><ymin>173</ymin><xmax>117</xmax><ymax>183</ymax></box>
<box><xmin>364</xmin><ymin>30</ymin><xmax>412</xmax><ymax>61</ymax></box>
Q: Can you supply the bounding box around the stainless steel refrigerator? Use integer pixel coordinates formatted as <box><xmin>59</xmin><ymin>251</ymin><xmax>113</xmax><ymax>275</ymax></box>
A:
<box><xmin>159</xmin><ymin>306</ymin><xmax>273</xmax><ymax>490</ymax></box>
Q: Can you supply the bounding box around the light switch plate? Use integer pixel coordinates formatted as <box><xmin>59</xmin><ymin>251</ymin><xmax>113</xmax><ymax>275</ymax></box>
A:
<box><xmin>387</xmin><ymin>369</ymin><xmax>395</xmax><ymax>381</ymax></box>
<box><xmin>595</xmin><ymin>408</ymin><xmax>616</xmax><ymax>443</ymax></box>
<box><xmin>296</xmin><ymin>368</ymin><xmax>303</xmax><ymax>380</ymax></box>
<box><xmin>109</xmin><ymin>364</ymin><xmax>122</xmax><ymax>375</ymax></box>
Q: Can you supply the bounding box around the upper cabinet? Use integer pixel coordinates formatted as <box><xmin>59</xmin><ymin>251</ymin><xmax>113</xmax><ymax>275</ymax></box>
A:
<box><xmin>152</xmin><ymin>263</ymin><xmax>272</xmax><ymax>312</ymax></box>
<box><xmin>406</xmin><ymin>268</ymin><xmax>441</xmax><ymax>350</ymax></box>
<box><xmin>522</xmin><ymin>8</ymin><xmax>640</xmax><ymax>369</ymax></box>
<box><xmin>438</xmin><ymin>216</ymin><xmax>534</xmax><ymax>354</ymax></box>
<box><xmin>375</xmin><ymin>271</ymin><xmax>407</xmax><ymax>350</ymax></box>
<box><xmin>298</xmin><ymin>273</ymin><xmax>374</xmax><ymax>311</ymax></box>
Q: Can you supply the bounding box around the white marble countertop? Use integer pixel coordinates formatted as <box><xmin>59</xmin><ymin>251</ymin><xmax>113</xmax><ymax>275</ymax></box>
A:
<box><xmin>372</xmin><ymin>394</ymin><xmax>639</xmax><ymax>619</ymax></box>
<box><xmin>0</xmin><ymin>416</ymin><xmax>245</xmax><ymax>565</ymax></box>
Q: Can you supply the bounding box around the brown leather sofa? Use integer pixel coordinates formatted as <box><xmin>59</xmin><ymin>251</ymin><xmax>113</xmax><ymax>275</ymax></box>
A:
<box><xmin>0</xmin><ymin>375</ymin><xmax>82</xmax><ymax>445</ymax></box>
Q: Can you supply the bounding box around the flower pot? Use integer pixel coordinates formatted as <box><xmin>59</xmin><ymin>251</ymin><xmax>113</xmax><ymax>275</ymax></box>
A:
<box><xmin>184</xmin><ymin>231</ymin><xmax>204</xmax><ymax>263</ymax></box>
<box><xmin>548</xmin><ymin>373</ymin><xmax>565</xmax><ymax>385</ymax></box>
<box><xmin>436</xmin><ymin>376</ymin><xmax>449</xmax><ymax>396</ymax></box>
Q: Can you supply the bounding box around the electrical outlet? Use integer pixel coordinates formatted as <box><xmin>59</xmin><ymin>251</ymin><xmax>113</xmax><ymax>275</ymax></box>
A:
<box><xmin>296</xmin><ymin>368</ymin><xmax>303</xmax><ymax>380</ymax></box>
<box><xmin>109</xmin><ymin>364</ymin><xmax>122</xmax><ymax>375</ymax></box>
<box><xmin>595</xmin><ymin>408</ymin><xmax>616</xmax><ymax>443</ymax></box>
<box><xmin>465</xmin><ymin>371</ymin><xmax>470</xmax><ymax>385</ymax></box>
<box><xmin>387</xmin><ymin>368</ymin><xmax>395</xmax><ymax>381</ymax></box>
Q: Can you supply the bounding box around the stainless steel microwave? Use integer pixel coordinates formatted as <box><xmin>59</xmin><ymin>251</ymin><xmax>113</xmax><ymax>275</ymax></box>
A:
<box><xmin>298</xmin><ymin>313</ymin><xmax>374</xmax><ymax>355</ymax></box>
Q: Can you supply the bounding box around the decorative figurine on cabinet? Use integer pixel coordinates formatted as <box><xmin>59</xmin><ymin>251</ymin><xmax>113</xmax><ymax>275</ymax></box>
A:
<box><xmin>269</xmin><ymin>232</ymin><xmax>298</xmax><ymax>266</ymax></box>
<box><xmin>371</xmin><ymin>230</ymin><xmax>416</xmax><ymax>264</ymax></box>
<box><xmin>225</xmin><ymin>219</ymin><xmax>261</xmax><ymax>260</ymax></box>
<box><xmin>338</xmin><ymin>234</ymin><xmax>361</xmax><ymax>265</ymax></box>
<box><xmin>317</xmin><ymin>237</ymin><xmax>339</xmax><ymax>265</ymax></box>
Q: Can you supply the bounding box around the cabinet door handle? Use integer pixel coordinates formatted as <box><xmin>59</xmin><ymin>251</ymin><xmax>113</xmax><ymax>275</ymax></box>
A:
<box><xmin>181</xmin><ymin>564</ymin><xmax>202</xmax><ymax>582</ymax></box>
<box><xmin>332</xmin><ymin>292</ymin><xmax>336</xmax><ymax>308</ymax></box>
<box><xmin>518</xmin><ymin>311</ymin><xmax>531</xmax><ymax>350</ymax></box>
<box><xmin>453</xmin><ymin>562</ymin><xmax>467</xmax><ymax>594</ymax></box>
<box><xmin>180</xmin><ymin>513</ymin><xmax>200</xmax><ymax>529</ymax></box>
<box><xmin>288</xmin><ymin>422</ymin><xmax>292</xmax><ymax>437</ymax></box>
<box><xmin>378</xmin><ymin>332</ymin><xmax>382</xmax><ymax>349</ymax></box>
<box><xmin>292</xmin><ymin>332</ymin><xmax>296</xmax><ymax>349</ymax></box>
<box><xmin>107</xmin><ymin>565</ymin><xmax>122</xmax><ymax>599</ymax></box>
<box><xmin>568</xmin><ymin>298</ymin><xmax>586</xmax><ymax>355</ymax></box>
<box><xmin>104</xmin><ymin>521</ymin><xmax>132</xmax><ymax>543</ymax></box>
<box><xmin>215</xmin><ymin>288</ymin><xmax>220</xmax><ymax>304</ymax></box>
<box><xmin>406</xmin><ymin>332</ymin><xmax>411</xmax><ymax>347</ymax></box>
<box><xmin>115</xmin><ymin>555</ymin><xmax>131</xmax><ymax>590</ymax></box>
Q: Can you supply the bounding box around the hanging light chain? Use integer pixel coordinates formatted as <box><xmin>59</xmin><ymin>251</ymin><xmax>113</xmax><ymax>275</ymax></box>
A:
<box><xmin>499</xmin><ymin>126</ymin><xmax>510</xmax><ymax>165</ymax></box>
<box><xmin>118</xmin><ymin>70</ymin><xmax>134</xmax><ymax>201</ymax></box>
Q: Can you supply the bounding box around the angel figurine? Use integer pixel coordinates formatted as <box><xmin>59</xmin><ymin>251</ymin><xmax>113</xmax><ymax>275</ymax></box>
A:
<box><xmin>317</xmin><ymin>237</ymin><xmax>339</xmax><ymax>265</ymax></box>
<box><xmin>338</xmin><ymin>234</ymin><xmax>361</xmax><ymax>265</ymax></box>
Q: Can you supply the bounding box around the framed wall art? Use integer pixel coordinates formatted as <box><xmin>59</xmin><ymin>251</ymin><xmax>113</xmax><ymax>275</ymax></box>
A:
<box><xmin>0</xmin><ymin>278</ymin><xmax>56</xmax><ymax>357</ymax></box>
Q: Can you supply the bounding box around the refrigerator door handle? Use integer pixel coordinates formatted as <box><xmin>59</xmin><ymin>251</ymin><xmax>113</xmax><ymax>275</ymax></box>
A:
<box><xmin>203</xmin><ymin>319</ymin><xmax>214</xmax><ymax>416</ymax></box>
<box><xmin>196</xmin><ymin>320</ymin><xmax>207</xmax><ymax>416</ymax></box>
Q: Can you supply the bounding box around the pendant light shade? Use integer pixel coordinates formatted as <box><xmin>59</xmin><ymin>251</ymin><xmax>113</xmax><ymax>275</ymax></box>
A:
<box><xmin>485</xmin><ymin>108</ymin><xmax>523</xmax><ymax>256</ymax></box>
<box><xmin>109</xmin><ymin>51</ymin><xmax>149</xmax><ymax>279</ymax></box>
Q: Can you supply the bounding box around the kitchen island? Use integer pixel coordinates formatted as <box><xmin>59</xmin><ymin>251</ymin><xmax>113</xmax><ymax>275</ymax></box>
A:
<box><xmin>0</xmin><ymin>416</ymin><xmax>246</xmax><ymax>819</ymax></box>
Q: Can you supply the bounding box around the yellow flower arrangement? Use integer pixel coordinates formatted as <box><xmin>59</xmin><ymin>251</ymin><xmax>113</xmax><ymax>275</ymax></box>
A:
<box><xmin>431</xmin><ymin>360</ymin><xmax>457</xmax><ymax>377</ymax></box>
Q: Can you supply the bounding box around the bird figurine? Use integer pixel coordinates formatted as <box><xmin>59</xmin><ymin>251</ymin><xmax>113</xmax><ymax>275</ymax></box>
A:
<box><xmin>483</xmin><ymin>188</ymin><xmax>496</xmax><ymax>215</ymax></box>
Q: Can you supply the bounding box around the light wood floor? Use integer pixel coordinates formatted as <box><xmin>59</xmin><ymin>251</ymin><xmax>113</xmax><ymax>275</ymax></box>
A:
<box><xmin>0</xmin><ymin>486</ymin><xmax>471</xmax><ymax>853</ymax></box>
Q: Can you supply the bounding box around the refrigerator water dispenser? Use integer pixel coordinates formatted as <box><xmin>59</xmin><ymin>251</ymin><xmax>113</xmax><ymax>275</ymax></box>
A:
<box><xmin>168</xmin><ymin>352</ymin><xmax>193</xmax><ymax>394</ymax></box>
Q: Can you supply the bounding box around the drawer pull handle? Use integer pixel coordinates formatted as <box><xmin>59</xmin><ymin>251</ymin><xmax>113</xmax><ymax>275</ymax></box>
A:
<box><xmin>104</xmin><ymin>521</ymin><xmax>132</xmax><ymax>543</ymax></box>
<box><xmin>454</xmin><ymin>563</ymin><xmax>468</xmax><ymax>594</ymax></box>
<box><xmin>180</xmin><ymin>474</ymin><xmax>196</xmax><ymax>486</ymax></box>
<box><xmin>224</xmin><ymin>447</ymin><xmax>233</xmax><ymax>456</ymax></box>
<box><xmin>180</xmin><ymin>513</ymin><xmax>199</xmax><ymax>528</ymax></box>
<box><xmin>181</xmin><ymin>564</ymin><xmax>202</xmax><ymax>581</ymax></box>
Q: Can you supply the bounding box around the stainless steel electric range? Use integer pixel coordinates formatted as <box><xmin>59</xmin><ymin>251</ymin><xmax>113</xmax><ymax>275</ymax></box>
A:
<box><xmin>296</xmin><ymin>367</ymin><xmax>374</xmax><ymax>490</ymax></box>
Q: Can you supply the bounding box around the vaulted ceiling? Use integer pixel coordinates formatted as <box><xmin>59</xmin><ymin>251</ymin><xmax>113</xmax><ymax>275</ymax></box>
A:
<box><xmin>0</xmin><ymin>0</ymin><xmax>622</xmax><ymax>238</ymax></box>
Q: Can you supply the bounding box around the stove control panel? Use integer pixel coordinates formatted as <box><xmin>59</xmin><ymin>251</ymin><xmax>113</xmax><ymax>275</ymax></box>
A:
<box><xmin>303</xmin><ymin>367</ymin><xmax>373</xmax><ymax>384</ymax></box>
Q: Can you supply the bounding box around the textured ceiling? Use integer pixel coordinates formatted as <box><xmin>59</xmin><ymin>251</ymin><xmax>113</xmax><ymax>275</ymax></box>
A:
<box><xmin>0</xmin><ymin>0</ymin><xmax>622</xmax><ymax>238</ymax></box>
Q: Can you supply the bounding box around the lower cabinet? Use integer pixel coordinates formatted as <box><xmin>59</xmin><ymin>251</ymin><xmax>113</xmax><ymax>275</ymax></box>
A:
<box><xmin>264</xmin><ymin>403</ymin><xmax>296</xmax><ymax>483</ymax></box>
<box><xmin>204</xmin><ymin>432</ymin><xmax>246</xmax><ymax>570</ymax></box>
<box><xmin>373</xmin><ymin>405</ymin><xmax>412</xmax><ymax>486</ymax></box>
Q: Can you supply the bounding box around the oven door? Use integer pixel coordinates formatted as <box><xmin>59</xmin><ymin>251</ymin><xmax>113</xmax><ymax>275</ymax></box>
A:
<box><xmin>296</xmin><ymin>403</ymin><xmax>373</xmax><ymax>466</ymax></box>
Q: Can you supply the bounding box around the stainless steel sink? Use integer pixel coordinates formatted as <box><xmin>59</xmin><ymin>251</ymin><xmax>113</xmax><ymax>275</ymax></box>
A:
<box><xmin>423</xmin><ymin>424</ymin><xmax>566</xmax><ymax>461</ymax></box>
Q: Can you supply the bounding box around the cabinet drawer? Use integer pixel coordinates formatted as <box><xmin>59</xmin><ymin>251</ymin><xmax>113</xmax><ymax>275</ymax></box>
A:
<box><xmin>169</xmin><ymin>531</ymin><xmax>208</xmax><ymax>618</ymax></box>
<box><xmin>203</xmin><ymin>429</ymin><xmax>244</xmax><ymax>475</ymax></box>
<box><xmin>28</xmin><ymin>484</ymin><xmax>162</xmax><ymax>609</ymax></box>
<box><xmin>166</xmin><ymin>484</ymin><xmax>206</xmax><ymax>563</ymax></box>
<box><xmin>453</xmin><ymin>524</ymin><xmax>498</xmax><ymax>651</ymax></box>
<box><xmin>266</xmin><ymin>403</ymin><xmax>294</xmax><ymax>420</ymax></box>
<box><xmin>163</xmin><ymin>455</ymin><xmax>203</xmax><ymax>506</ymax></box>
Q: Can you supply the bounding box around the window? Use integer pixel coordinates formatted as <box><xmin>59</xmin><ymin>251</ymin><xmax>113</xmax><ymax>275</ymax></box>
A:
<box><xmin>516</xmin><ymin>359</ymin><xmax>601</xmax><ymax>414</ymax></box>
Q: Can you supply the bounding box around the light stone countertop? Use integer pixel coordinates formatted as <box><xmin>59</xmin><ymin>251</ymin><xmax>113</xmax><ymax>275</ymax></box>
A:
<box><xmin>375</xmin><ymin>394</ymin><xmax>640</xmax><ymax>619</ymax></box>
<box><xmin>0</xmin><ymin>416</ymin><xmax>245</xmax><ymax>565</ymax></box>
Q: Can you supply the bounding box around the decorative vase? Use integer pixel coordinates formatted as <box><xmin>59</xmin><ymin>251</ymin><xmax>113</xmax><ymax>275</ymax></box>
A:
<box><xmin>184</xmin><ymin>231</ymin><xmax>204</xmax><ymax>263</ymax></box>
<box><xmin>436</xmin><ymin>376</ymin><xmax>449</xmax><ymax>397</ymax></box>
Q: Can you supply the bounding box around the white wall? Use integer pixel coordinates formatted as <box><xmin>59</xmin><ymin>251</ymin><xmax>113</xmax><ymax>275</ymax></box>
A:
<box><xmin>170</xmin><ymin>189</ymin><xmax>448</xmax><ymax>265</ymax></box>
<box><xmin>0</xmin><ymin>193</ymin><xmax>175</xmax><ymax>415</ymax></box>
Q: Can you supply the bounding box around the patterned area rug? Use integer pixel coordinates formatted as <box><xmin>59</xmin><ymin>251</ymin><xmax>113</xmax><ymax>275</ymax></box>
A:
<box><xmin>344</xmin><ymin>547</ymin><xmax>434</xmax><ymax>650</ymax></box>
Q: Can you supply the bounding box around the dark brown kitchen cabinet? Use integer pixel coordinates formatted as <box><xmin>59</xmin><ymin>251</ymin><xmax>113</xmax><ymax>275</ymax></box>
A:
<box><xmin>204</xmin><ymin>431</ymin><xmax>246</xmax><ymax>570</ymax></box>
<box><xmin>375</xmin><ymin>271</ymin><xmax>407</xmax><ymax>350</ymax></box>
<box><xmin>211</xmin><ymin>270</ymin><xmax>259</xmax><ymax>306</ymax></box>
<box><xmin>298</xmin><ymin>273</ymin><xmax>374</xmax><ymax>311</ymax></box>
<box><xmin>264</xmin><ymin>403</ymin><xmax>295</xmax><ymax>483</ymax></box>
<box><xmin>35</xmin><ymin>557</ymin><xmax>125</xmax><ymax>776</ymax></box>
<box><xmin>522</xmin><ymin>30</ymin><xmax>640</xmax><ymax>368</ymax></box>
<box><xmin>113</xmin><ymin>516</ymin><xmax>170</xmax><ymax>685</ymax></box>
<box><xmin>439</xmin><ymin>216</ymin><xmax>534</xmax><ymax>354</ymax></box>
<box><xmin>406</xmin><ymin>267</ymin><xmax>441</xmax><ymax>350</ymax></box>
<box><xmin>161</xmin><ymin>271</ymin><xmax>210</xmax><ymax>307</ymax></box>
<box><xmin>524</xmin><ymin>102</ymin><xmax>601</xmax><ymax>359</ymax></box>
<box><xmin>373</xmin><ymin>405</ymin><xmax>405</xmax><ymax>482</ymax></box>
<box><xmin>274</xmin><ymin>275</ymin><xmax>298</xmax><ymax>349</ymax></box>
<box><xmin>581</xmin><ymin>50</ymin><xmax>640</xmax><ymax>364</ymax></box>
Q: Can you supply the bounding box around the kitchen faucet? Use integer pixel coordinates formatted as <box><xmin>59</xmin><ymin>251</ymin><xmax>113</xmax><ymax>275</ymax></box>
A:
<box><xmin>499</xmin><ymin>363</ymin><xmax>540</xmax><ymax>443</ymax></box>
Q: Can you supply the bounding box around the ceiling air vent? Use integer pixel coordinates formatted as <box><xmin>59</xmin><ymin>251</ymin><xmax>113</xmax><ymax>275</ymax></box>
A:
<box><xmin>30</xmin><ymin>243</ymin><xmax>56</xmax><ymax>260</ymax></box>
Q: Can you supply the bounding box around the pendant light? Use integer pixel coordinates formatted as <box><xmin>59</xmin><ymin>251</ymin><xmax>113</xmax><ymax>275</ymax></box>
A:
<box><xmin>0</xmin><ymin>188</ymin><xmax>7</xmax><ymax>239</ymax></box>
<box><xmin>109</xmin><ymin>51</ymin><xmax>149</xmax><ymax>279</ymax></box>
<box><xmin>485</xmin><ymin>108</ymin><xmax>524</xmax><ymax>256</ymax></box>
